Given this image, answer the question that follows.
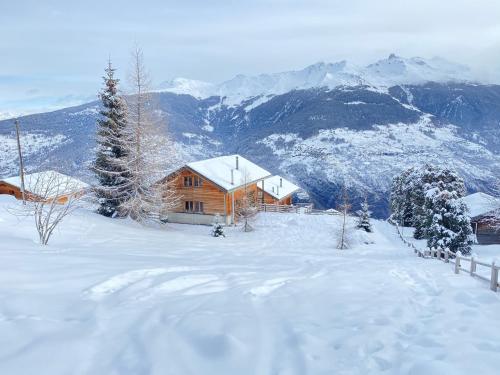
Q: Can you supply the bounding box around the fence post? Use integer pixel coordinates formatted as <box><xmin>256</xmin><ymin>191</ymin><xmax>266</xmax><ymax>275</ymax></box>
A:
<box><xmin>437</xmin><ymin>249</ymin><xmax>441</xmax><ymax>260</ymax></box>
<box><xmin>470</xmin><ymin>257</ymin><xmax>476</xmax><ymax>277</ymax></box>
<box><xmin>455</xmin><ymin>256</ymin><xmax>461</xmax><ymax>274</ymax></box>
<box><xmin>491</xmin><ymin>262</ymin><xmax>498</xmax><ymax>292</ymax></box>
<box><xmin>444</xmin><ymin>249</ymin><xmax>449</xmax><ymax>263</ymax></box>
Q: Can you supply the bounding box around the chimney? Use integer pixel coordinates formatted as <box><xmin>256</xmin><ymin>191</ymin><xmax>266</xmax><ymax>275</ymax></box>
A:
<box><xmin>280</xmin><ymin>178</ymin><xmax>283</xmax><ymax>187</ymax></box>
<box><xmin>231</xmin><ymin>169</ymin><xmax>234</xmax><ymax>185</ymax></box>
<box><xmin>235</xmin><ymin>156</ymin><xmax>239</xmax><ymax>170</ymax></box>
<box><xmin>272</xmin><ymin>186</ymin><xmax>275</xmax><ymax>193</ymax></box>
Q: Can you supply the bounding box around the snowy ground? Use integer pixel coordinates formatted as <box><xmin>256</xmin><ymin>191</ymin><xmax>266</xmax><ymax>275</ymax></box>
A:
<box><xmin>1</xmin><ymin>196</ymin><xmax>500</xmax><ymax>375</ymax></box>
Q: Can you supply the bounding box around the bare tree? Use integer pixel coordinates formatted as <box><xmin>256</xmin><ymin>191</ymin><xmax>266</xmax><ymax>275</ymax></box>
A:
<box><xmin>118</xmin><ymin>47</ymin><xmax>180</xmax><ymax>223</ymax></box>
<box><xmin>9</xmin><ymin>172</ymin><xmax>86</xmax><ymax>245</ymax></box>
<box><xmin>336</xmin><ymin>185</ymin><xmax>352</xmax><ymax>249</ymax></box>
<box><xmin>236</xmin><ymin>169</ymin><xmax>258</xmax><ymax>232</ymax></box>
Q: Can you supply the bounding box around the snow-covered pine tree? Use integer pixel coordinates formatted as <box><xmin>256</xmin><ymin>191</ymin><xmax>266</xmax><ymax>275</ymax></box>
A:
<box><xmin>390</xmin><ymin>167</ymin><xmax>418</xmax><ymax>227</ymax></box>
<box><xmin>425</xmin><ymin>184</ymin><xmax>473</xmax><ymax>255</ymax></box>
<box><xmin>118</xmin><ymin>48</ymin><xmax>179</xmax><ymax>222</ymax></box>
<box><xmin>357</xmin><ymin>195</ymin><xmax>372</xmax><ymax>232</ymax></box>
<box><xmin>410</xmin><ymin>166</ymin><xmax>428</xmax><ymax>239</ymax></box>
<box><xmin>418</xmin><ymin>165</ymin><xmax>467</xmax><ymax>238</ymax></box>
<box><xmin>389</xmin><ymin>174</ymin><xmax>404</xmax><ymax>224</ymax></box>
<box><xmin>92</xmin><ymin>60</ymin><xmax>130</xmax><ymax>217</ymax></box>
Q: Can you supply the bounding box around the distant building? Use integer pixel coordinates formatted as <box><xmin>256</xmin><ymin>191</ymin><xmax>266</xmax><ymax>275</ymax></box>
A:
<box><xmin>0</xmin><ymin>170</ymin><xmax>88</xmax><ymax>204</ymax></box>
<box><xmin>162</xmin><ymin>155</ymin><xmax>300</xmax><ymax>225</ymax></box>
<box><xmin>463</xmin><ymin>192</ymin><xmax>500</xmax><ymax>245</ymax></box>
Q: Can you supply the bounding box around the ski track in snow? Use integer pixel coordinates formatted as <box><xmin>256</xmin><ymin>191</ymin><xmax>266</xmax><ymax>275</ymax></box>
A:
<box><xmin>0</xmin><ymin>197</ymin><xmax>500</xmax><ymax>374</ymax></box>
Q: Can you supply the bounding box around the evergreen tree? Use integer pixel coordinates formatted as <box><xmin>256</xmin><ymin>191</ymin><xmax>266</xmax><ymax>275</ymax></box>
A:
<box><xmin>389</xmin><ymin>174</ymin><xmax>404</xmax><ymax>224</ymax></box>
<box><xmin>411</xmin><ymin>166</ymin><xmax>428</xmax><ymax>239</ymax></box>
<box><xmin>390</xmin><ymin>167</ymin><xmax>419</xmax><ymax>227</ymax></box>
<box><xmin>92</xmin><ymin>61</ymin><xmax>130</xmax><ymax>217</ymax></box>
<box><xmin>390</xmin><ymin>165</ymin><xmax>470</xmax><ymax>248</ymax></box>
<box><xmin>418</xmin><ymin>166</ymin><xmax>467</xmax><ymax>239</ymax></box>
<box><xmin>357</xmin><ymin>196</ymin><xmax>372</xmax><ymax>232</ymax></box>
<box><xmin>425</xmin><ymin>185</ymin><xmax>473</xmax><ymax>255</ymax></box>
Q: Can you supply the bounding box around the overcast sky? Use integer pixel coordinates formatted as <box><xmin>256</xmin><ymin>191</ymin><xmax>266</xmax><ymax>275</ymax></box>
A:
<box><xmin>1</xmin><ymin>0</ymin><xmax>500</xmax><ymax>116</ymax></box>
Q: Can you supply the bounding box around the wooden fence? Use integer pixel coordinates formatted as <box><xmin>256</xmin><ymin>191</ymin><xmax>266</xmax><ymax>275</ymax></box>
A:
<box><xmin>258</xmin><ymin>203</ymin><xmax>313</xmax><ymax>214</ymax></box>
<box><xmin>257</xmin><ymin>203</ymin><xmax>344</xmax><ymax>216</ymax></box>
<box><xmin>394</xmin><ymin>224</ymin><xmax>499</xmax><ymax>292</ymax></box>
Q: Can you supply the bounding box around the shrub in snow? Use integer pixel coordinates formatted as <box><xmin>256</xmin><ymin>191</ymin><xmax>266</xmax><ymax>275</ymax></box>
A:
<box><xmin>212</xmin><ymin>223</ymin><xmax>225</xmax><ymax>237</ymax></box>
<box><xmin>9</xmin><ymin>172</ymin><xmax>84</xmax><ymax>245</ymax></box>
<box><xmin>425</xmin><ymin>186</ymin><xmax>473</xmax><ymax>255</ymax></box>
<box><xmin>211</xmin><ymin>214</ymin><xmax>225</xmax><ymax>237</ymax></box>
<box><xmin>357</xmin><ymin>196</ymin><xmax>372</xmax><ymax>232</ymax></box>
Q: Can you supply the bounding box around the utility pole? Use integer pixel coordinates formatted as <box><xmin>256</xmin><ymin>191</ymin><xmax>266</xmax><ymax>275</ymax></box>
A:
<box><xmin>15</xmin><ymin>119</ymin><xmax>26</xmax><ymax>204</ymax></box>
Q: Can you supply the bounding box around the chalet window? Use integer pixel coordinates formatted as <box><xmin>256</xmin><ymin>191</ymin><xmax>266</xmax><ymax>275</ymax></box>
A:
<box><xmin>183</xmin><ymin>176</ymin><xmax>192</xmax><ymax>187</ymax></box>
<box><xmin>195</xmin><ymin>201</ymin><xmax>204</xmax><ymax>212</ymax></box>
<box><xmin>194</xmin><ymin>176</ymin><xmax>203</xmax><ymax>187</ymax></box>
<box><xmin>185</xmin><ymin>201</ymin><xmax>204</xmax><ymax>213</ymax></box>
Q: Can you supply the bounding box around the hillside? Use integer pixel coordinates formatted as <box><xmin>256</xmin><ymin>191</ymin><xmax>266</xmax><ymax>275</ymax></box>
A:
<box><xmin>0</xmin><ymin>196</ymin><xmax>499</xmax><ymax>374</ymax></box>
<box><xmin>2</xmin><ymin>57</ymin><xmax>500</xmax><ymax>216</ymax></box>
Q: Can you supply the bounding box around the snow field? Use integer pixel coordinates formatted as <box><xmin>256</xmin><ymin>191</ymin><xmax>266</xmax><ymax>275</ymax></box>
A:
<box><xmin>0</xmin><ymin>196</ymin><xmax>499</xmax><ymax>374</ymax></box>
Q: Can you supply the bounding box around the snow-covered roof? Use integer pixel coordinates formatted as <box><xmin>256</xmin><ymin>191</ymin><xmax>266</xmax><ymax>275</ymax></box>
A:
<box><xmin>462</xmin><ymin>192</ymin><xmax>500</xmax><ymax>218</ymax></box>
<box><xmin>186</xmin><ymin>155</ymin><xmax>271</xmax><ymax>191</ymax></box>
<box><xmin>257</xmin><ymin>175</ymin><xmax>300</xmax><ymax>200</ymax></box>
<box><xmin>1</xmin><ymin>171</ymin><xmax>89</xmax><ymax>198</ymax></box>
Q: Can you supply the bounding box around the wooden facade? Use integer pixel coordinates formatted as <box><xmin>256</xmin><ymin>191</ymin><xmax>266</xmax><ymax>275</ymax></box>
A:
<box><xmin>471</xmin><ymin>215</ymin><xmax>500</xmax><ymax>245</ymax></box>
<box><xmin>165</xmin><ymin>167</ymin><xmax>261</xmax><ymax>224</ymax></box>
<box><xmin>0</xmin><ymin>181</ymin><xmax>24</xmax><ymax>200</ymax></box>
<box><xmin>258</xmin><ymin>189</ymin><xmax>293</xmax><ymax>205</ymax></box>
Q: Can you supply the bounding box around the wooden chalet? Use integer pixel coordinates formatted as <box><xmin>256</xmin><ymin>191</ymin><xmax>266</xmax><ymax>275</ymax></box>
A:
<box><xmin>163</xmin><ymin>155</ymin><xmax>300</xmax><ymax>225</ymax></box>
<box><xmin>463</xmin><ymin>192</ymin><xmax>500</xmax><ymax>245</ymax></box>
<box><xmin>0</xmin><ymin>170</ymin><xmax>88</xmax><ymax>204</ymax></box>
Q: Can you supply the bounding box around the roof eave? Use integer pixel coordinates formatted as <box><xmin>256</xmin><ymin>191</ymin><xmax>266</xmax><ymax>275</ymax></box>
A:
<box><xmin>226</xmin><ymin>173</ymin><xmax>273</xmax><ymax>193</ymax></box>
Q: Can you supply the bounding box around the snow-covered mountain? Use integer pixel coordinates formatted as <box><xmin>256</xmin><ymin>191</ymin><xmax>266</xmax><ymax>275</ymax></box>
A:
<box><xmin>1</xmin><ymin>56</ymin><xmax>498</xmax><ymax>217</ymax></box>
<box><xmin>158</xmin><ymin>55</ymin><xmax>474</xmax><ymax>104</ymax></box>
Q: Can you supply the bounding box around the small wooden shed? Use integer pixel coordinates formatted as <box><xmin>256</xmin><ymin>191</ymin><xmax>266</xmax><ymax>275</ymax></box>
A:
<box><xmin>463</xmin><ymin>192</ymin><xmax>500</xmax><ymax>245</ymax></box>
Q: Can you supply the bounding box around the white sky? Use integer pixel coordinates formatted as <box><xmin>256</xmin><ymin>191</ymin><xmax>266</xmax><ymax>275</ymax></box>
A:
<box><xmin>1</xmin><ymin>0</ymin><xmax>500</xmax><ymax>115</ymax></box>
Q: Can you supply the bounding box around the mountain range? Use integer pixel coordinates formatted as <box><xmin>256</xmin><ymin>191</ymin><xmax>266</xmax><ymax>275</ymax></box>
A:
<box><xmin>157</xmin><ymin>54</ymin><xmax>474</xmax><ymax>103</ymax></box>
<box><xmin>1</xmin><ymin>54</ymin><xmax>500</xmax><ymax>217</ymax></box>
